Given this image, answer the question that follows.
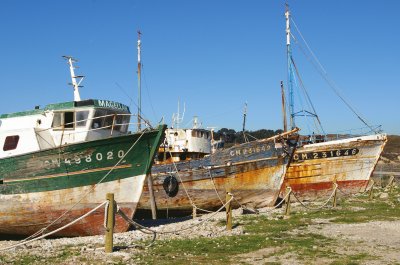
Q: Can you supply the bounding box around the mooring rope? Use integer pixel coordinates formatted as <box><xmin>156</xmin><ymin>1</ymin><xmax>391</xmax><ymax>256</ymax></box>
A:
<box><xmin>166</xmin><ymin>151</ymin><xmax>230</xmax><ymax>214</ymax></box>
<box><xmin>336</xmin><ymin>179</ymin><xmax>374</xmax><ymax>198</ymax></box>
<box><xmin>167</xmin><ymin>151</ymin><xmax>196</xmax><ymax>208</ymax></box>
<box><xmin>117</xmin><ymin>196</ymin><xmax>234</xmax><ymax>235</ymax></box>
<box><xmin>291</xmin><ymin>183</ymin><xmax>338</xmax><ymax>211</ymax></box>
<box><xmin>0</xmin><ymin>201</ymin><xmax>108</xmax><ymax>251</ymax></box>
<box><xmin>208</xmin><ymin>167</ymin><xmax>225</xmax><ymax>206</ymax></box>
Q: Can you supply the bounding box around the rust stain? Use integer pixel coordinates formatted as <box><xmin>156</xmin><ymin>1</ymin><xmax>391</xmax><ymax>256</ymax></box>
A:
<box><xmin>283</xmin><ymin>136</ymin><xmax>386</xmax><ymax>200</ymax></box>
<box><xmin>0</xmin><ymin>205</ymin><xmax>134</xmax><ymax>237</ymax></box>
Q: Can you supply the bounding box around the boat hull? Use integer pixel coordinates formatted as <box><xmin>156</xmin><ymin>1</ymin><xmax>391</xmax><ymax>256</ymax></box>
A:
<box><xmin>138</xmin><ymin>132</ymin><xmax>297</xmax><ymax>216</ymax></box>
<box><xmin>0</xmin><ymin>126</ymin><xmax>165</xmax><ymax>236</ymax></box>
<box><xmin>284</xmin><ymin>134</ymin><xmax>387</xmax><ymax>200</ymax></box>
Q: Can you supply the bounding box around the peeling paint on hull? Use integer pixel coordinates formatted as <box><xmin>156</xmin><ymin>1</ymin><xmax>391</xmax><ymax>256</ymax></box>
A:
<box><xmin>284</xmin><ymin>134</ymin><xmax>387</xmax><ymax>200</ymax></box>
<box><xmin>138</xmin><ymin>132</ymin><xmax>298</xmax><ymax>215</ymax></box>
<box><xmin>0</xmin><ymin>177</ymin><xmax>142</xmax><ymax>236</ymax></box>
<box><xmin>0</xmin><ymin>126</ymin><xmax>166</xmax><ymax>236</ymax></box>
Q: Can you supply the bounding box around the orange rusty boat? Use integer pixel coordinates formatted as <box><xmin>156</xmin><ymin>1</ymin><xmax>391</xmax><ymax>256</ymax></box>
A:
<box><xmin>138</xmin><ymin>128</ymin><xmax>299</xmax><ymax>217</ymax></box>
<box><xmin>285</xmin><ymin>134</ymin><xmax>387</xmax><ymax>199</ymax></box>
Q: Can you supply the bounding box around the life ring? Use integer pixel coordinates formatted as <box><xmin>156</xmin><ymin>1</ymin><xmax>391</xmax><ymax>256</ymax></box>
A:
<box><xmin>163</xmin><ymin>175</ymin><xmax>179</xmax><ymax>197</ymax></box>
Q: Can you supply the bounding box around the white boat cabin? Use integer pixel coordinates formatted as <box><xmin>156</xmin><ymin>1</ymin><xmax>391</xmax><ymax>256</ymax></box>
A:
<box><xmin>0</xmin><ymin>99</ymin><xmax>131</xmax><ymax>159</ymax></box>
<box><xmin>156</xmin><ymin>128</ymin><xmax>215</xmax><ymax>163</ymax></box>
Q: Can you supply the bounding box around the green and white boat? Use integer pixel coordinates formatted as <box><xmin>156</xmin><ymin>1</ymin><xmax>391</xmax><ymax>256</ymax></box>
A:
<box><xmin>0</xmin><ymin>57</ymin><xmax>166</xmax><ymax>237</ymax></box>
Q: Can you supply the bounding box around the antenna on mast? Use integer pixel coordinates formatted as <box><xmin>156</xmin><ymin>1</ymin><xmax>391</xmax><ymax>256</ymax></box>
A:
<box><xmin>63</xmin><ymin>55</ymin><xmax>84</xmax><ymax>101</ymax></box>
<box><xmin>137</xmin><ymin>30</ymin><xmax>142</xmax><ymax>131</ymax></box>
<box><xmin>171</xmin><ymin>101</ymin><xmax>185</xmax><ymax>129</ymax></box>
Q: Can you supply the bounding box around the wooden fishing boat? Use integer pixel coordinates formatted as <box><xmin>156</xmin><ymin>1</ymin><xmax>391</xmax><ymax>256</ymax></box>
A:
<box><xmin>285</xmin><ymin>134</ymin><xmax>387</xmax><ymax>199</ymax></box>
<box><xmin>138</xmin><ymin>128</ymin><xmax>299</xmax><ymax>216</ymax></box>
<box><xmin>281</xmin><ymin>7</ymin><xmax>387</xmax><ymax>200</ymax></box>
<box><xmin>0</xmin><ymin>57</ymin><xmax>166</xmax><ymax>236</ymax></box>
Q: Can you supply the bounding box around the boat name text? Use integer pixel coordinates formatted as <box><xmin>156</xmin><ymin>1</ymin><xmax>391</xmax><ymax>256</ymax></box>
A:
<box><xmin>97</xmin><ymin>100</ymin><xmax>129</xmax><ymax>111</ymax></box>
<box><xmin>230</xmin><ymin>144</ymin><xmax>271</xmax><ymax>157</ymax></box>
<box><xmin>41</xmin><ymin>149</ymin><xmax>126</xmax><ymax>169</ymax></box>
<box><xmin>293</xmin><ymin>148</ymin><xmax>359</xmax><ymax>162</ymax></box>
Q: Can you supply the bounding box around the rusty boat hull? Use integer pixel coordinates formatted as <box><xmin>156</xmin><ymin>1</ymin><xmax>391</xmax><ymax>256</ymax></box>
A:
<box><xmin>0</xmin><ymin>126</ymin><xmax>165</xmax><ymax>237</ymax></box>
<box><xmin>284</xmin><ymin>133</ymin><xmax>387</xmax><ymax>200</ymax></box>
<box><xmin>138</xmin><ymin>131</ymin><xmax>298</xmax><ymax>216</ymax></box>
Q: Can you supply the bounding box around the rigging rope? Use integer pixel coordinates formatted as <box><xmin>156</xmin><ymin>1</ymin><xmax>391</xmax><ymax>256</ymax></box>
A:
<box><xmin>290</xmin><ymin>56</ymin><xmax>325</xmax><ymax>135</ymax></box>
<box><xmin>289</xmin><ymin>17</ymin><xmax>376</xmax><ymax>133</ymax></box>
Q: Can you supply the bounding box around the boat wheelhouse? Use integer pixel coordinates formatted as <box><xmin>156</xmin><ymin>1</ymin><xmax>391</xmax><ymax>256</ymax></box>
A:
<box><xmin>0</xmin><ymin>99</ymin><xmax>131</xmax><ymax>158</ymax></box>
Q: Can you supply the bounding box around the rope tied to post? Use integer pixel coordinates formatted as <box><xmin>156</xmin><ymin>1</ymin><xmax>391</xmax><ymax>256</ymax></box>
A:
<box><xmin>291</xmin><ymin>183</ymin><xmax>338</xmax><ymax>211</ymax></box>
<box><xmin>116</xmin><ymin>195</ymin><xmax>235</xmax><ymax>236</ymax></box>
<box><xmin>0</xmin><ymin>201</ymin><xmax>108</xmax><ymax>252</ymax></box>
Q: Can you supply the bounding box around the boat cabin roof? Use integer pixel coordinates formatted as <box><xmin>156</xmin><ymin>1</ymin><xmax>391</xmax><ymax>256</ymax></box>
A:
<box><xmin>0</xmin><ymin>99</ymin><xmax>130</xmax><ymax>119</ymax></box>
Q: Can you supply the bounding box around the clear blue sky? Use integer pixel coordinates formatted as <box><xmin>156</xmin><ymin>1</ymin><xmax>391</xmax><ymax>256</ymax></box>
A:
<box><xmin>0</xmin><ymin>0</ymin><xmax>398</xmax><ymax>134</ymax></box>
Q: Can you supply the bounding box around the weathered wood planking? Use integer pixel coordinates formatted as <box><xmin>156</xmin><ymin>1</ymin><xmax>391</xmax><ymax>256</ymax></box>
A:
<box><xmin>138</xmin><ymin>130</ymin><xmax>299</xmax><ymax>215</ymax></box>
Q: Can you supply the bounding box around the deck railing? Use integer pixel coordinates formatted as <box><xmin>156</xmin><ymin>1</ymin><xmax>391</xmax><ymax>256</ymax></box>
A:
<box><xmin>36</xmin><ymin>113</ymin><xmax>153</xmax><ymax>137</ymax></box>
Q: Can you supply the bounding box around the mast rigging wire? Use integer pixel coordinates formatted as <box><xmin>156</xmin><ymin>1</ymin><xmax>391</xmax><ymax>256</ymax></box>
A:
<box><xmin>290</xmin><ymin>16</ymin><xmax>376</xmax><ymax>133</ymax></box>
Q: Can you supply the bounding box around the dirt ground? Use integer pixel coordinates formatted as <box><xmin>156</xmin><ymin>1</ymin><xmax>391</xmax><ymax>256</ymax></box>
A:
<box><xmin>236</xmin><ymin>220</ymin><xmax>400</xmax><ymax>265</ymax></box>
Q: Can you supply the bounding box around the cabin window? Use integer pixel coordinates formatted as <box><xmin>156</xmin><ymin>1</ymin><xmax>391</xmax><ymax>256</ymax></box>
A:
<box><xmin>76</xmin><ymin>111</ymin><xmax>89</xmax><ymax>127</ymax></box>
<box><xmin>52</xmin><ymin>113</ymin><xmax>62</xmax><ymax>128</ymax></box>
<box><xmin>52</xmin><ymin>112</ymin><xmax>75</xmax><ymax>130</ymax></box>
<box><xmin>64</xmin><ymin>112</ymin><xmax>74</xmax><ymax>128</ymax></box>
<box><xmin>3</xmin><ymin>135</ymin><xmax>19</xmax><ymax>151</ymax></box>
<box><xmin>91</xmin><ymin>109</ymin><xmax>130</xmax><ymax>133</ymax></box>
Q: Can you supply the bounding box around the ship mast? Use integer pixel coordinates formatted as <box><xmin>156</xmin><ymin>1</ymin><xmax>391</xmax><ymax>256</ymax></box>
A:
<box><xmin>285</xmin><ymin>5</ymin><xmax>295</xmax><ymax>129</ymax></box>
<box><xmin>242</xmin><ymin>102</ymin><xmax>248</xmax><ymax>142</ymax></box>
<box><xmin>281</xmin><ymin>81</ymin><xmax>288</xmax><ymax>132</ymax></box>
<box><xmin>137</xmin><ymin>30</ymin><xmax>142</xmax><ymax>131</ymax></box>
<box><xmin>63</xmin><ymin>56</ymin><xmax>84</xmax><ymax>101</ymax></box>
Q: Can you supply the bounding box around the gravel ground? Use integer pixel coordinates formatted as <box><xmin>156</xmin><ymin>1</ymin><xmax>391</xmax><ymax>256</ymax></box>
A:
<box><xmin>0</xmin><ymin>208</ymin><xmax>247</xmax><ymax>264</ymax></box>
<box><xmin>0</xmin><ymin>194</ymin><xmax>399</xmax><ymax>264</ymax></box>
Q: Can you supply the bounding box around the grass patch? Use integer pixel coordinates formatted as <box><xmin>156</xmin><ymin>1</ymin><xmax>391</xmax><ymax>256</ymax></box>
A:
<box><xmin>330</xmin><ymin>252</ymin><xmax>374</xmax><ymax>265</ymax></box>
<box><xmin>137</xmin><ymin>188</ymin><xmax>399</xmax><ymax>264</ymax></box>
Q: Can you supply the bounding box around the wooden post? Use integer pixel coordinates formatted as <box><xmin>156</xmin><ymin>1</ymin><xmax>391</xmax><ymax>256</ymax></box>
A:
<box><xmin>147</xmin><ymin>174</ymin><xmax>157</xmax><ymax>220</ymax></box>
<box><xmin>226</xmin><ymin>188</ymin><xmax>232</xmax><ymax>231</ymax></box>
<box><xmin>285</xmin><ymin>187</ymin><xmax>292</xmax><ymax>217</ymax></box>
<box><xmin>105</xmin><ymin>193</ymin><xmax>115</xmax><ymax>253</ymax></box>
<box><xmin>369</xmin><ymin>180</ymin><xmax>375</xmax><ymax>200</ymax></box>
<box><xmin>388</xmin><ymin>175</ymin><xmax>395</xmax><ymax>193</ymax></box>
<box><xmin>192</xmin><ymin>206</ymin><xmax>197</xmax><ymax>219</ymax></box>
<box><xmin>332</xmin><ymin>182</ymin><xmax>338</xmax><ymax>208</ymax></box>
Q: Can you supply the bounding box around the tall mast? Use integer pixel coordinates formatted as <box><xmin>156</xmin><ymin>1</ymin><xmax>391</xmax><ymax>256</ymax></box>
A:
<box><xmin>242</xmin><ymin>102</ymin><xmax>248</xmax><ymax>143</ymax></box>
<box><xmin>281</xmin><ymin>81</ymin><xmax>288</xmax><ymax>132</ymax></box>
<box><xmin>285</xmin><ymin>5</ymin><xmax>295</xmax><ymax>129</ymax></box>
<box><xmin>137</xmin><ymin>30</ymin><xmax>142</xmax><ymax>131</ymax></box>
<box><xmin>242</xmin><ymin>102</ymin><xmax>247</xmax><ymax>133</ymax></box>
<box><xmin>63</xmin><ymin>56</ymin><xmax>84</xmax><ymax>101</ymax></box>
